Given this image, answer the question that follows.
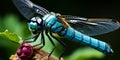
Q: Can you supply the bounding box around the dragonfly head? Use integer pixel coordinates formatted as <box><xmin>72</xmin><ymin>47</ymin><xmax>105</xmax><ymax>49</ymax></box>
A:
<box><xmin>28</xmin><ymin>17</ymin><xmax>43</xmax><ymax>34</ymax></box>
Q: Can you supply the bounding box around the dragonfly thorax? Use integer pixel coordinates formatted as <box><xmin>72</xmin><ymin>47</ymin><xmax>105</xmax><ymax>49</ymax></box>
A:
<box><xmin>28</xmin><ymin>17</ymin><xmax>43</xmax><ymax>34</ymax></box>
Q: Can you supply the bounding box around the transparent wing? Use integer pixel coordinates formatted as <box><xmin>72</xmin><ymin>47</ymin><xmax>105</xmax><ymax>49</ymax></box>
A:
<box><xmin>62</xmin><ymin>15</ymin><xmax>120</xmax><ymax>36</ymax></box>
<box><xmin>12</xmin><ymin>0</ymin><xmax>49</xmax><ymax>20</ymax></box>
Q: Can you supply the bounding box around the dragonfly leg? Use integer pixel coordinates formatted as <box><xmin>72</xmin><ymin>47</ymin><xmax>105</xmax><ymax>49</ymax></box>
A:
<box><xmin>32</xmin><ymin>31</ymin><xmax>46</xmax><ymax>50</ymax></box>
<box><xmin>23</xmin><ymin>31</ymin><xmax>45</xmax><ymax>48</ymax></box>
<box><xmin>23</xmin><ymin>32</ymin><xmax>40</xmax><ymax>43</ymax></box>
<box><xmin>49</xmin><ymin>32</ymin><xmax>66</xmax><ymax>60</ymax></box>
<box><xmin>39</xmin><ymin>31</ymin><xmax>45</xmax><ymax>49</ymax></box>
<box><xmin>45</xmin><ymin>30</ymin><xmax>56</xmax><ymax>60</ymax></box>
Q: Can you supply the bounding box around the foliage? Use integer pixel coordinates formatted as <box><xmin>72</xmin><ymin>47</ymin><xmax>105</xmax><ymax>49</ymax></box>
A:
<box><xmin>65</xmin><ymin>47</ymin><xmax>104</xmax><ymax>60</ymax></box>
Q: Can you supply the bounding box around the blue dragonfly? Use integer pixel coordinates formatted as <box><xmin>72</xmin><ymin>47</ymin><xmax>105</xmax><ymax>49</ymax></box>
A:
<box><xmin>12</xmin><ymin>0</ymin><xmax>120</xmax><ymax>59</ymax></box>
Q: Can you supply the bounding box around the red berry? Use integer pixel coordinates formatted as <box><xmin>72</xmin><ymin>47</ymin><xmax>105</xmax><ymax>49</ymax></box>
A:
<box><xmin>17</xmin><ymin>49</ymin><xmax>22</xmax><ymax>56</ymax></box>
<box><xmin>22</xmin><ymin>42</ymin><xmax>32</xmax><ymax>47</ymax></box>
<box><xmin>17</xmin><ymin>42</ymin><xmax>33</xmax><ymax>60</ymax></box>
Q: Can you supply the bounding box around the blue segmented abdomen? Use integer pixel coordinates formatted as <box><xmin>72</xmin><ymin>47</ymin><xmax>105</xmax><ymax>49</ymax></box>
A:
<box><xmin>61</xmin><ymin>27</ymin><xmax>113</xmax><ymax>53</ymax></box>
<box><xmin>43</xmin><ymin>14</ymin><xmax>113</xmax><ymax>54</ymax></box>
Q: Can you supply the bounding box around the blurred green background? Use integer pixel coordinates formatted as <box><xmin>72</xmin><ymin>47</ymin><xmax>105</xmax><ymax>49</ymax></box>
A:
<box><xmin>0</xmin><ymin>0</ymin><xmax>120</xmax><ymax>60</ymax></box>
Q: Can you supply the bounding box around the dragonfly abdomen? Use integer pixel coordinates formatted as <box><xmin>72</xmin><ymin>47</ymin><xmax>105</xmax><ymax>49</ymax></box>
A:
<box><xmin>61</xmin><ymin>27</ymin><xmax>113</xmax><ymax>53</ymax></box>
<box><xmin>43</xmin><ymin>14</ymin><xmax>113</xmax><ymax>54</ymax></box>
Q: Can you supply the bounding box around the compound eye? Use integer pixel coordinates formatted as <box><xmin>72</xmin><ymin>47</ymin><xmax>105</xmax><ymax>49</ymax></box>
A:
<box><xmin>29</xmin><ymin>17</ymin><xmax>43</xmax><ymax>34</ymax></box>
<box><xmin>37</xmin><ymin>17</ymin><xmax>43</xmax><ymax>25</ymax></box>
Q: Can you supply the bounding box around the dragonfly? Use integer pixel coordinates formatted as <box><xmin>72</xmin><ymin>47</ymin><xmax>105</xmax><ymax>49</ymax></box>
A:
<box><xmin>12</xmin><ymin>0</ymin><xmax>120</xmax><ymax>60</ymax></box>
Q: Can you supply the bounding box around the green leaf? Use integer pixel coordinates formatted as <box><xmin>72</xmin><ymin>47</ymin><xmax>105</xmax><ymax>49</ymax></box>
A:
<box><xmin>65</xmin><ymin>47</ymin><xmax>105</xmax><ymax>60</ymax></box>
<box><xmin>2</xmin><ymin>14</ymin><xmax>31</xmax><ymax>39</ymax></box>
<box><xmin>0</xmin><ymin>30</ymin><xmax>20</xmax><ymax>43</ymax></box>
<box><xmin>0</xmin><ymin>30</ymin><xmax>20</xmax><ymax>60</ymax></box>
